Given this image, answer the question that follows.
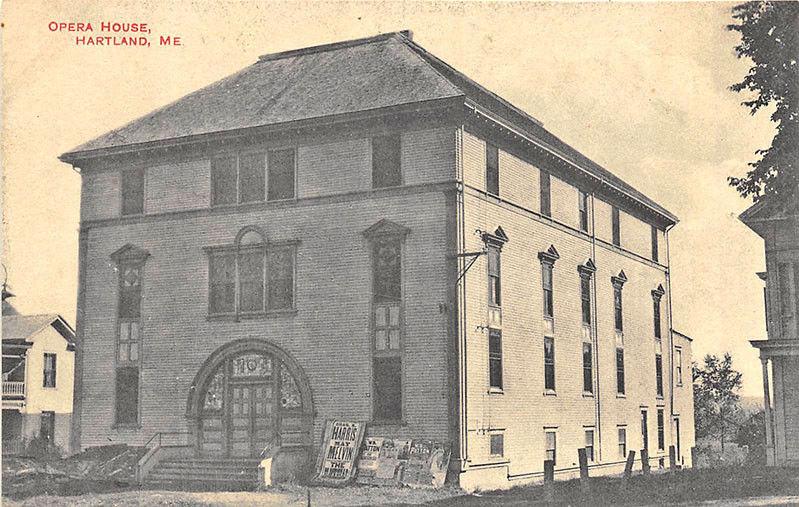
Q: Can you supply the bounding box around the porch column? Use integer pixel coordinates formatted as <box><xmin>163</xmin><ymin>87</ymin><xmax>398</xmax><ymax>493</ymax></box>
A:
<box><xmin>760</xmin><ymin>357</ymin><xmax>775</xmax><ymax>466</ymax></box>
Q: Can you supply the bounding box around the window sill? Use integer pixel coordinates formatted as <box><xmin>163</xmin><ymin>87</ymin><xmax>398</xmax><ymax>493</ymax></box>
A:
<box><xmin>369</xmin><ymin>419</ymin><xmax>407</xmax><ymax>427</ymax></box>
<box><xmin>543</xmin><ymin>389</ymin><xmax>557</xmax><ymax>397</ymax></box>
<box><xmin>616</xmin><ymin>394</ymin><xmax>626</xmax><ymax>399</ymax></box>
<box><xmin>113</xmin><ymin>423</ymin><xmax>141</xmax><ymax>430</ymax></box>
<box><xmin>582</xmin><ymin>392</ymin><xmax>595</xmax><ymax>398</ymax></box>
<box><xmin>675</xmin><ymin>383</ymin><xmax>683</xmax><ymax>388</ymax></box>
<box><xmin>488</xmin><ymin>387</ymin><xmax>504</xmax><ymax>395</ymax></box>
<box><xmin>207</xmin><ymin>309</ymin><xmax>298</xmax><ymax>321</ymax></box>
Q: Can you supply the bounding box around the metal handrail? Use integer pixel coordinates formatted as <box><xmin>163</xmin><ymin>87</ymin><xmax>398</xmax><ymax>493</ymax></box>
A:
<box><xmin>137</xmin><ymin>431</ymin><xmax>192</xmax><ymax>483</ymax></box>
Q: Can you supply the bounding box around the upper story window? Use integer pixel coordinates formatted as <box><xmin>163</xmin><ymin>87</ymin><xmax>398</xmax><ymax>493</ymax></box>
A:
<box><xmin>778</xmin><ymin>263</ymin><xmax>798</xmax><ymax>338</ymax></box>
<box><xmin>612</xmin><ymin>206</ymin><xmax>621</xmax><ymax>246</ymax></box>
<box><xmin>372</xmin><ymin>135</ymin><xmax>402</xmax><ymax>188</ymax></box>
<box><xmin>207</xmin><ymin>227</ymin><xmax>296</xmax><ymax>317</ymax></box>
<box><xmin>675</xmin><ymin>347</ymin><xmax>683</xmax><ymax>386</ymax></box>
<box><xmin>655</xmin><ymin>353</ymin><xmax>664</xmax><ymax>398</ymax></box>
<box><xmin>651</xmin><ymin>225</ymin><xmax>659</xmax><ymax>263</ymax></box>
<box><xmin>487</xmin><ymin>246</ymin><xmax>501</xmax><ymax>307</ymax></box>
<box><xmin>612</xmin><ymin>271</ymin><xmax>627</xmax><ymax>333</ymax></box>
<box><xmin>578</xmin><ymin>191</ymin><xmax>590</xmax><ymax>232</ymax></box>
<box><xmin>580</xmin><ymin>272</ymin><xmax>592</xmax><ymax>326</ymax></box>
<box><xmin>485</xmin><ymin>143</ymin><xmax>499</xmax><ymax>196</ymax></box>
<box><xmin>652</xmin><ymin>285</ymin><xmax>665</xmax><ymax>340</ymax></box>
<box><xmin>540</xmin><ymin>172</ymin><xmax>551</xmax><ymax>217</ymax></box>
<box><xmin>211</xmin><ymin>149</ymin><xmax>296</xmax><ymax>206</ymax></box>
<box><xmin>582</xmin><ymin>342</ymin><xmax>594</xmax><ymax>394</ymax></box>
<box><xmin>43</xmin><ymin>353</ymin><xmax>57</xmax><ymax>388</ymax></box>
<box><xmin>657</xmin><ymin>408</ymin><xmax>665</xmax><ymax>451</ymax></box>
<box><xmin>121</xmin><ymin>167</ymin><xmax>145</xmax><ymax>216</ymax></box>
<box><xmin>539</xmin><ymin>245</ymin><xmax>559</xmax><ymax>332</ymax></box>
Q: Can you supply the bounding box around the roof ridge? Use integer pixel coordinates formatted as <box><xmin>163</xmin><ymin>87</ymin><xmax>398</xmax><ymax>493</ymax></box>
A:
<box><xmin>257</xmin><ymin>30</ymin><xmax>412</xmax><ymax>63</ymax></box>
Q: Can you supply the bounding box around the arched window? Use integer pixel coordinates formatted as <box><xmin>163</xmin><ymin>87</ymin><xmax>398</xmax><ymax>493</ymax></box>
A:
<box><xmin>206</xmin><ymin>226</ymin><xmax>297</xmax><ymax>319</ymax></box>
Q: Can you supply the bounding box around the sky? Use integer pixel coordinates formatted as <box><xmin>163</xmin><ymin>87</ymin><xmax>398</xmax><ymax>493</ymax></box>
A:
<box><xmin>1</xmin><ymin>1</ymin><xmax>775</xmax><ymax>396</ymax></box>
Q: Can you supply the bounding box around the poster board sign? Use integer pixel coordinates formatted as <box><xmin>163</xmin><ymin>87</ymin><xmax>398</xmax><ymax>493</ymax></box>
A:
<box><xmin>312</xmin><ymin>420</ymin><xmax>365</xmax><ymax>486</ymax></box>
<box><xmin>356</xmin><ymin>437</ymin><xmax>451</xmax><ymax>488</ymax></box>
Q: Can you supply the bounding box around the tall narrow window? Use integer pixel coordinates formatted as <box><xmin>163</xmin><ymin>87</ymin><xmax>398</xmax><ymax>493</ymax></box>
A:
<box><xmin>372</xmin><ymin>236</ymin><xmax>403</xmax><ymax>419</ymax></box>
<box><xmin>653</xmin><ymin>288</ymin><xmax>664</xmax><ymax>340</ymax></box>
<box><xmin>239</xmin><ymin>152</ymin><xmax>266</xmax><ymax>203</ymax></box>
<box><xmin>545</xmin><ymin>430</ymin><xmax>557</xmax><ymax>465</ymax></box>
<box><xmin>487</xmin><ymin>246</ymin><xmax>501</xmax><ymax>307</ymax></box>
<box><xmin>616</xmin><ymin>347</ymin><xmax>626</xmax><ymax>395</ymax></box>
<box><xmin>111</xmin><ymin>244</ymin><xmax>149</xmax><ymax>426</ymax></box>
<box><xmin>675</xmin><ymin>347</ymin><xmax>683</xmax><ymax>386</ymax></box>
<box><xmin>267</xmin><ymin>148</ymin><xmax>296</xmax><ymax>201</ymax></box>
<box><xmin>489</xmin><ymin>329</ymin><xmax>503</xmax><ymax>390</ymax></box>
<box><xmin>544</xmin><ymin>337</ymin><xmax>555</xmax><ymax>392</ymax></box>
<box><xmin>211</xmin><ymin>156</ymin><xmax>237</xmax><ymax>206</ymax></box>
<box><xmin>614</xmin><ymin>285</ymin><xmax>624</xmax><ymax>332</ymax></box>
<box><xmin>539</xmin><ymin>246</ymin><xmax>558</xmax><ymax>331</ymax></box>
<box><xmin>485</xmin><ymin>143</ymin><xmax>499</xmax><ymax>196</ymax></box>
<box><xmin>582</xmin><ymin>342</ymin><xmax>593</xmax><ymax>394</ymax></box>
<box><xmin>651</xmin><ymin>225</ymin><xmax>659</xmax><ymax>262</ymax></box>
<box><xmin>657</xmin><ymin>409</ymin><xmax>665</xmax><ymax>451</ymax></box>
<box><xmin>239</xmin><ymin>250</ymin><xmax>265</xmax><ymax>312</ymax></box>
<box><xmin>43</xmin><ymin>353</ymin><xmax>57</xmax><ymax>388</ymax></box>
<box><xmin>655</xmin><ymin>354</ymin><xmax>664</xmax><ymax>397</ymax></box>
<box><xmin>618</xmin><ymin>427</ymin><xmax>627</xmax><ymax>458</ymax></box>
<box><xmin>540</xmin><ymin>172</ymin><xmax>551</xmax><ymax>216</ymax></box>
<box><xmin>209</xmin><ymin>253</ymin><xmax>236</xmax><ymax>314</ymax></box>
<box><xmin>372</xmin><ymin>135</ymin><xmax>402</xmax><ymax>189</ymax></box>
<box><xmin>365</xmin><ymin>220</ymin><xmax>408</xmax><ymax>422</ymax></box>
<box><xmin>267</xmin><ymin>247</ymin><xmax>294</xmax><ymax>311</ymax></box>
<box><xmin>578</xmin><ymin>191</ymin><xmax>589</xmax><ymax>232</ymax></box>
<box><xmin>612</xmin><ymin>206</ymin><xmax>621</xmax><ymax>246</ymax></box>
<box><xmin>543</xmin><ymin>263</ymin><xmax>554</xmax><ymax>320</ymax></box>
<box><xmin>121</xmin><ymin>167</ymin><xmax>145</xmax><ymax>216</ymax></box>
<box><xmin>584</xmin><ymin>429</ymin><xmax>595</xmax><ymax>462</ymax></box>
<box><xmin>641</xmin><ymin>410</ymin><xmax>649</xmax><ymax>452</ymax></box>
<box><xmin>778</xmin><ymin>263</ymin><xmax>798</xmax><ymax>338</ymax></box>
<box><xmin>580</xmin><ymin>274</ymin><xmax>592</xmax><ymax>326</ymax></box>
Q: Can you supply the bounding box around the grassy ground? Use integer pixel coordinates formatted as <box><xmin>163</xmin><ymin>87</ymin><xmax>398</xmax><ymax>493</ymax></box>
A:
<box><xmin>3</xmin><ymin>466</ymin><xmax>799</xmax><ymax>506</ymax></box>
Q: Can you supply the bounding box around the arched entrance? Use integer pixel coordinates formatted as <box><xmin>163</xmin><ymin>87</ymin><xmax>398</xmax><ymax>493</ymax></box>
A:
<box><xmin>187</xmin><ymin>339</ymin><xmax>313</xmax><ymax>458</ymax></box>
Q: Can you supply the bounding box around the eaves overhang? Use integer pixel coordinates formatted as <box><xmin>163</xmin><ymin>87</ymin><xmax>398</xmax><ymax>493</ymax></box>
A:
<box><xmin>58</xmin><ymin>95</ymin><xmax>466</xmax><ymax>167</ymax></box>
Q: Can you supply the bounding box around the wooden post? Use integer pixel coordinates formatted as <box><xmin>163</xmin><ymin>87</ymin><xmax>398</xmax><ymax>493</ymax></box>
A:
<box><xmin>640</xmin><ymin>449</ymin><xmax>650</xmax><ymax>475</ymax></box>
<box><xmin>577</xmin><ymin>448</ymin><xmax>590</xmax><ymax>495</ymax></box>
<box><xmin>544</xmin><ymin>459</ymin><xmax>555</xmax><ymax>503</ymax></box>
<box><xmin>668</xmin><ymin>445</ymin><xmax>676</xmax><ymax>474</ymax></box>
<box><xmin>620</xmin><ymin>450</ymin><xmax>636</xmax><ymax>491</ymax></box>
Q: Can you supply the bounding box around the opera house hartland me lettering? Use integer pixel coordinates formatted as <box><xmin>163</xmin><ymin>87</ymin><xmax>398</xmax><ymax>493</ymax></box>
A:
<box><xmin>59</xmin><ymin>31</ymin><xmax>694</xmax><ymax>490</ymax></box>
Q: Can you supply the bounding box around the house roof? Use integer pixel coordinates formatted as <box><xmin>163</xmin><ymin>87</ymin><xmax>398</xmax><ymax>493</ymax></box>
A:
<box><xmin>739</xmin><ymin>197</ymin><xmax>798</xmax><ymax>237</ymax></box>
<box><xmin>60</xmin><ymin>30</ymin><xmax>676</xmax><ymax>225</ymax></box>
<box><xmin>2</xmin><ymin>314</ymin><xmax>76</xmax><ymax>349</ymax></box>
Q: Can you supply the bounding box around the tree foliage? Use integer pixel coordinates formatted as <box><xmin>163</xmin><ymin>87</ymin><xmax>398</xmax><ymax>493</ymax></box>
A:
<box><xmin>693</xmin><ymin>353</ymin><xmax>744</xmax><ymax>450</ymax></box>
<box><xmin>727</xmin><ymin>2</ymin><xmax>799</xmax><ymax>208</ymax></box>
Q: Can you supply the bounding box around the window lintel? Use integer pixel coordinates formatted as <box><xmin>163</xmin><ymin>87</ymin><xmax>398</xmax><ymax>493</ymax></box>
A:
<box><xmin>578</xmin><ymin>258</ymin><xmax>597</xmax><ymax>276</ymax></box>
<box><xmin>538</xmin><ymin>244</ymin><xmax>560</xmax><ymax>265</ymax></box>
<box><xmin>481</xmin><ymin>226</ymin><xmax>508</xmax><ymax>250</ymax></box>
<box><xmin>363</xmin><ymin>219</ymin><xmax>410</xmax><ymax>241</ymax></box>
<box><xmin>110</xmin><ymin>244</ymin><xmax>150</xmax><ymax>264</ymax></box>
<box><xmin>652</xmin><ymin>284</ymin><xmax>665</xmax><ymax>300</ymax></box>
<box><xmin>612</xmin><ymin>270</ymin><xmax>628</xmax><ymax>288</ymax></box>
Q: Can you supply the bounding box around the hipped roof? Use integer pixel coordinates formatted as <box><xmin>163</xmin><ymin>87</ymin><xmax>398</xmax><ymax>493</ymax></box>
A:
<box><xmin>60</xmin><ymin>30</ymin><xmax>676</xmax><ymax>225</ymax></box>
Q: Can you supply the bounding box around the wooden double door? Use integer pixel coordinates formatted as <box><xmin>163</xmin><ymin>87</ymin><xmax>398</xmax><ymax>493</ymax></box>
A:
<box><xmin>198</xmin><ymin>352</ymin><xmax>278</xmax><ymax>458</ymax></box>
<box><xmin>227</xmin><ymin>382</ymin><xmax>275</xmax><ymax>458</ymax></box>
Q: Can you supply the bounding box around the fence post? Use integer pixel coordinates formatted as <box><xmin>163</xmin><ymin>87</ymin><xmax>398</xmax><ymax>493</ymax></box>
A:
<box><xmin>544</xmin><ymin>459</ymin><xmax>555</xmax><ymax>503</ymax></box>
<box><xmin>640</xmin><ymin>448</ymin><xmax>650</xmax><ymax>475</ymax></box>
<box><xmin>577</xmin><ymin>448</ymin><xmax>590</xmax><ymax>495</ymax></box>
<box><xmin>620</xmin><ymin>449</ymin><xmax>636</xmax><ymax>491</ymax></box>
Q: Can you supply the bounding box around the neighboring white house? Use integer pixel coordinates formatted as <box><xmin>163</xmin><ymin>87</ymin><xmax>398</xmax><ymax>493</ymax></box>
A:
<box><xmin>2</xmin><ymin>313</ymin><xmax>76</xmax><ymax>455</ymax></box>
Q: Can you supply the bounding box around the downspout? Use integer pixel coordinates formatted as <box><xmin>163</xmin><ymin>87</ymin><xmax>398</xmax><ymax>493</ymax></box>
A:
<box><xmin>665</xmin><ymin>223</ymin><xmax>676</xmax><ymax>420</ymax></box>
<box><xmin>590</xmin><ymin>191</ymin><xmax>602</xmax><ymax>461</ymax></box>
<box><xmin>457</xmin><ymin>126</ymin><xmax>469</xmax><ymax>467</ymax></box>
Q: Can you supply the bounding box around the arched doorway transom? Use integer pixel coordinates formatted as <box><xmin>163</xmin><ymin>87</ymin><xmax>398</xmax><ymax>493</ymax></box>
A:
<box><xmin>187</xmin><ymin>339</ymin><xmax>313</xmax><ymax>458</ymax></box>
